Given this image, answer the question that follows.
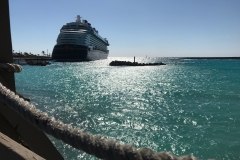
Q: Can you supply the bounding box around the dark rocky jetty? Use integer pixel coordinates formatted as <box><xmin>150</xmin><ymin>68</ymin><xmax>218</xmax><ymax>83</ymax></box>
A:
<box><xmin>26</xmin><ymin>60</ymin><xmax>51</xmax><ymax>66</ymax></box>
<box><xmin>109</xmin><ymin>60</ymin><xmax>166</xmax><ymax>66</ymax></box>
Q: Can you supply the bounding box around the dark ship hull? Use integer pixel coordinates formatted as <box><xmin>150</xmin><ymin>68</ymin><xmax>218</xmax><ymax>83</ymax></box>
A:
<box><xmin>52</xmin><ymin>44</ymin><xmax>108</xmax><ymax>62</ymax></box>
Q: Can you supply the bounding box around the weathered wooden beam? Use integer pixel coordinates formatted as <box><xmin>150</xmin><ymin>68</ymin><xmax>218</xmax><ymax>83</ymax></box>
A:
<box><xmin>0</xmin><ymin>0</ymin><xmax>63</xmax><ymax>159</ymax></box>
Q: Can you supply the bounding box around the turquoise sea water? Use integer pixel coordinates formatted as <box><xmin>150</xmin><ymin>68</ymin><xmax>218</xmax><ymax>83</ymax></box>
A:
<box><xmin>15</xmin><ymin>57</ymin><xmax>240</xmax><ymax>159</ymax></box>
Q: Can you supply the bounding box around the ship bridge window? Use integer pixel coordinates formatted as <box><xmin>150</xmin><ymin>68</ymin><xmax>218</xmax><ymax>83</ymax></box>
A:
<box><xmin>78</xmin><ymin>26</ymin><xmax>86</xmax><ymax>29</ymax></box>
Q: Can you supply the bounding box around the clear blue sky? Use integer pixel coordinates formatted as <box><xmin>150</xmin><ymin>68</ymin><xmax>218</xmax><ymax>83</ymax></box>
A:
<box><xmin>9</xmin><ymin>0</ymin><xmax>240</xmax><ymax>57</ymax></box>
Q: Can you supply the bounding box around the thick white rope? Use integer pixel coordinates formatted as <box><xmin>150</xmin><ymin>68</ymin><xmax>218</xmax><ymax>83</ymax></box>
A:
<box><xmin>0</xmin><ymin>82</ymin><xmax>199</xmax><ymax>160</ymax></box>
<box><xmin>0</xmin><ymin>63</ymin><xmax>22</xmax><ymax>72</ymax></box>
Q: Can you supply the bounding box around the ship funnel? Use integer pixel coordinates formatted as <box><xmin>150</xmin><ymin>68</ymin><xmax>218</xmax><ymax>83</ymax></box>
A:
<box><xmin>76</xmin><ymin>15</ymin><xmax>81</xmax><ymax>23</ymax></box>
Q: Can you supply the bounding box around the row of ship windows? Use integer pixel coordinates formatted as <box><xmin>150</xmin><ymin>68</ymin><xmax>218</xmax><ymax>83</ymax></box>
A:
<box><xmin>62</xmin><ymin>26</ymin><xmax>86</xmax><ymax>29</ymax></box>
<box><xmin>58</xmin><ymin>41</ymin><xmax>107</xmax><ymax>51</ymax></box>
<box><xmin>59</xmin><ymin>35</ymin><xmax>85</xmax><ymax>38</ymax></box>
<box><xmin>89</xmin><ymin>40</ymin><xmax>104</xmax><ymax>46</ymax></box>
<box><xmin>89</xmin><ymin>38</ymin><xmax>105</xmax><ymax>47</ymax></box>
<box><xmin>58</xmin><ymin>37</ymin><xmax>106</xmax><ymax>49</ymax></box>
<box><xmin>59</xmin><ymin>39</ymin><xmax>75</xmax><ymax>41</ymax></box>
<box><xmin>87</xmin><ymin>37</ymin><xmax>107</xmax><ymax>50</ymax></box>
<box><xmin>59</xmin><ymin>37</ymin><xmax>104</xmax><ymax>44</ymax></box>
<box><xmin>59</xmin><ymin>41</ymin><xmax>86</xmax><ymax>45</ymax></box>
<box><xmin>90</xmin><ymin>43</ymin><xmax>106</xmax><ymax>49</ymax></box>
<box><xmin>59</xmin><ymin>38</ymin><xmax>86</xmax><ymax>42</ymax></box>
<box><xmin>89</xmin><ymin>41</ymin><xmax>106</xmax><ymax>49</ymax></box>
<box><xmin>58</xmin><ymin>39</ymin><xmax>83</xmax><ymax>42</ymax></box>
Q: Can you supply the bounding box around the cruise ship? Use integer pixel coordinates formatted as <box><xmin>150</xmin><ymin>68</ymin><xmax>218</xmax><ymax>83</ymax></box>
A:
<box><xmin>52</xmin><ymin>15</ymin><xmax>109</xmax><ymax>61</ymax></box>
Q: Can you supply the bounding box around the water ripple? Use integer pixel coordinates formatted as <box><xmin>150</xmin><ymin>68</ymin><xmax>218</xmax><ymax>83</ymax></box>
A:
<box><xmin>15</xmin><ymin>58</ymin><xmax>240</xmax><ymax>159</ymax></box>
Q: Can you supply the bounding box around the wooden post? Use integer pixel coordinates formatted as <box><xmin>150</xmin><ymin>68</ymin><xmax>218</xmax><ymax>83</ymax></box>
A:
<box><xmin>0</xmin><ymin>0</ymin><xmax>63</xmax><ymax>159</ymax></box>
<box><xmin>0</xmin><ymin>0</ymin><xmax>15</xmax><ymax>91</ymax></box>
<box><xmin>134</xmin><ymin>56</ymin><xmax>135</xmax><ymax>63</ymax></box>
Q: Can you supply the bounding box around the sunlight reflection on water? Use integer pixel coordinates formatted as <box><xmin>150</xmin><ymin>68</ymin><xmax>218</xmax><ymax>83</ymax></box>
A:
<box><xmin>15</xmin><ymin>58</ymin><xmax>240</xmax><ymax>159</ymax></box>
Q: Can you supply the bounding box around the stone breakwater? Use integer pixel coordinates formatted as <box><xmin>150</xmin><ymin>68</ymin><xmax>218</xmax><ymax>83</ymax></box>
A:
<box><xmin>26</xmin><ymin>60</ymin><xmax>51</xmax><ymax>66</ymax></box>
<box><xmin>109</xmin><ymin>60</ymin><xmax>166</xmax><ymax>66</ymax></box>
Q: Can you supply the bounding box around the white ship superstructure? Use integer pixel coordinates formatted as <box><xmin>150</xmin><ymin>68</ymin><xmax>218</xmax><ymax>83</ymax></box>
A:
<box><xmin>52</xmin><ymin>15</ymin><xmax>109</xmax><ymax>61</ymax></box>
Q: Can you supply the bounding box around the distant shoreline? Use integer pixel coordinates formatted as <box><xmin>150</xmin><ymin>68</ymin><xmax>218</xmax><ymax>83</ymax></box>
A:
<box><xmin>13</xmin><ymin>56</ymin><xmax>240</xmax><ymax>60</ymax></box>
<box><xmin>13</xmin><ymin>56</ymin><xmax>51</xmax><ymax>60</ymax></box>
<box><xmin>177</xmin><ymin>57</ymin><xmax>240</xmax><ymax>59</ymax></box>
